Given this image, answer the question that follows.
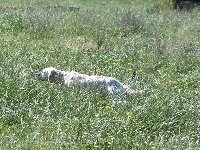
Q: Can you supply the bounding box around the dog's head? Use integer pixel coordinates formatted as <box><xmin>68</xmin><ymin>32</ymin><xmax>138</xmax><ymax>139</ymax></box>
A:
<box><xmin>35</xmin><ymin>67</ymin><xmax>63</xmax><ymax>83</ymax></box>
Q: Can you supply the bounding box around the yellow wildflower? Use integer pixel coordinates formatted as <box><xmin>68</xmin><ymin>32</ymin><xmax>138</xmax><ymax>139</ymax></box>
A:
<box><xmin>5</xmin><ymin>136</ymin><xmax>9</xmax><ymax>138</ymax></box>
<box><xmin>105</xmin><ymin>106</ymin><xmax>111</xmax><ymax>109</ymax></box>
<box><xmin>102</xmin><ymin>68</ymin><xmax>106</xmax><ymax>71</ymax></box>
<box><xmin>114</xmin><ymin>112</ymin><xmax>119</xmax><ymax>115</ymax></box>
<box><xmin>135</xmin><ymin>122</ymin><xmax>139</xmax><ymax>125</ymax></box>
<box><xmin>128</xmin><ymin>62</ymin><xmax>132</xmax><ymax>65</ymax></box>
<box><xmin>105</xmin><ymin>60</ymin><xmax>109</xmax><ymax>63</ymax></box>
<box><xmin>98</xmin><ymin>106</ymin><xmax>104</xmax><ymax>110</ymax></box>
<box><xmin>68</xmin><ymin>40</ymin><xmax>72</xmax><ymax>43</ymax></box>
<box><xmin>138</xmin><ymin>69</ymin><xmax>143</xmax><ymax>73</ymax></box>
<box><xmin>128</xmin><ymin>115</ymin><xmax>132</xmax><ymax>119</ymax></box>
<box><xmin>190</xmin><ymin>137</ymin><xmax>195</xmax><ymax>141</ymax></box>
<box><xmin>112</xmin><ymin>116</ymin><xmax>117</xmax><ymax>119</ymax></box>
<box><xmin>129</xmin><ymin>112</ymin><xmax>134</xmax><ymax>115</ymax></box>
<box><xmin>112</xmin><ymin>62</ymin><xmax>117</xmax><ymax>65</ymax></box>
<box><xmin>128</xmin><ymin>68</ymin><xmax>132</xmax><ymax>72</ymax></box>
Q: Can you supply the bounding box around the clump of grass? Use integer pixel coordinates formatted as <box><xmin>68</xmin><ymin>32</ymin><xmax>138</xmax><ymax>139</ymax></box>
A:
<box><xmin>0</xmin><ymin>13</ymin><xmax>23</xmax><ymax>33</ymax></box>
<box><xmin>147</xmin><ymin>1</ymin><xmax>174</xmax><ymax>13</ymax></box>
<box><xmin>74</xmin><ymin>9</ymin><xmax>111</xmax><ymax>49</ymax></box>
<box><xmin>121</xmin><ymin>8</ymin><xmax>144</xmax><ymax>34</ymax></box>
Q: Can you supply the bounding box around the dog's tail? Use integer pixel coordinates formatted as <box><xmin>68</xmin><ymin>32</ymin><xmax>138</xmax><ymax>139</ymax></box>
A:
<box><xmin>129</xmin><ymin>89</ymin><xmax>145</xmax><ymax>95</ymax></box>
<box><xmin>124</xmin><ymin>86</ymin><xmax>145</xmax><ymax>95</ymax></box>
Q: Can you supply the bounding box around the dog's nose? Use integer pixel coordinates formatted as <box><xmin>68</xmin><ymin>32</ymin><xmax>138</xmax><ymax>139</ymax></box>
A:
<box><xmin>35</xmin><ymin>72</ymin><xmax>41</xmax><ymax>78</ymax></box>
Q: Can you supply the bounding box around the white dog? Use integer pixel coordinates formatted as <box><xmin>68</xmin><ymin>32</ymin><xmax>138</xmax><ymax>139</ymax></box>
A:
<box><xmin>35</xmin><ymin>67</ymin><xmax>144</xmax><ymax>100</ymax></box>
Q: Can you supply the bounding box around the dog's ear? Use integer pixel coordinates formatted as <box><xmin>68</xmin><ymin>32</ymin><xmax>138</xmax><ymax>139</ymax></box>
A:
<box><xmin>48</xmin><ymin>70</ymin><xmax>58</xmax><ymax>83</ymax></box>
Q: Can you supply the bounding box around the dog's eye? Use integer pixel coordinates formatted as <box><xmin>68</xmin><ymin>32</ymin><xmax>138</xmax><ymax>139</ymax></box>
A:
<box><xmin>35</xmin><ymin>73</ymin><xmax>40</xmax><ymax>77</ymax></box>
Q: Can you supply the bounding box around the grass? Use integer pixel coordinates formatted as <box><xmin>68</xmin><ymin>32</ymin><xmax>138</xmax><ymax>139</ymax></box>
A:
<box><xmin>0</xmin><ymin>0</ymin><xmax>199</xmax><ymax>149</ymax></box>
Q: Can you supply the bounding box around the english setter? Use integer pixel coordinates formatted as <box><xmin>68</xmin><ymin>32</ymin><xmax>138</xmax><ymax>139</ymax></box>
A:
<box><xmin>35</xmin><ymin>67</ymin><xmax>144</xmax><ymax>100</ymax></box>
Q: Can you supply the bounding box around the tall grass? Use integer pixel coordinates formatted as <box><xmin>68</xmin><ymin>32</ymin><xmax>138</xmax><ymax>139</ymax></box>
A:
<box><xmin>0</xmin><ymin>0</ymin><xmax>199</xmax><ymax>149</ymax></box>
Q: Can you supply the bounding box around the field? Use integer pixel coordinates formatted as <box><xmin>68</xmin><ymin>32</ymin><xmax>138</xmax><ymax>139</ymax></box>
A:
<box><xmin>0</xmin><ymin>0</ymin><xmax>199</xmax><ymax>149</ymax></box>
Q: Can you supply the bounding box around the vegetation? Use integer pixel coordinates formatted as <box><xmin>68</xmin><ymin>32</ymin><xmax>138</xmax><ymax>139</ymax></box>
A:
<box><xmin>0</xmin><ymin>0</ymin><xmax>199</xmax><ymax>149</ymax></box>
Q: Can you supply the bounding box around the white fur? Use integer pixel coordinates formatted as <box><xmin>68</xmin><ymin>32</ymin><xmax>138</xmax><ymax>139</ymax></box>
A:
<box><xmin>35</xmin><ymin>67</ymin><xmax>144</xmax><ymax>100</ymax></box>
